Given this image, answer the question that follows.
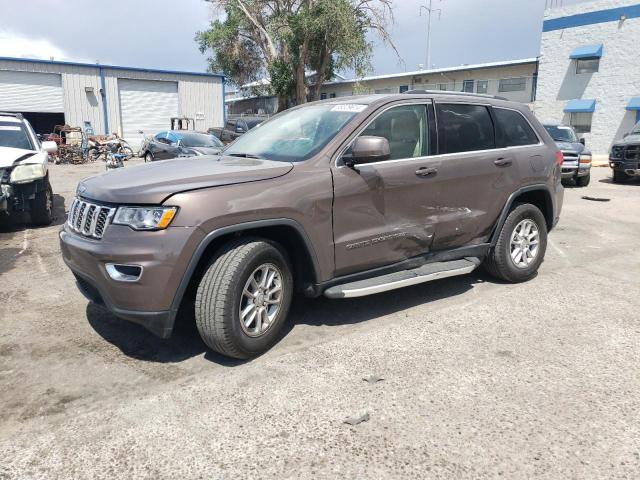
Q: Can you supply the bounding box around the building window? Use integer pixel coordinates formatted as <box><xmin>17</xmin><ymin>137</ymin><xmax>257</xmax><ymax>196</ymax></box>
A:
<box><xmin>329</xmin><ymin>93</ymin><xmax>336</xmax><ymax>98</ymax></box>
<box><xmin>476</xmin><ymin>80</ymin><xmax>488</xmax><ymax>94</ymax></box>
<box><xmin>498</xmin><ymin>77</ymin><xmax>526</xmax><ymax>92</ymax></box>
<box><xmin>320</xmin><ymin>93</ymin><xmax>327</xmax><ymax>100</ymax></box>
<box><xmin>576</xmin><ymin>58</ymin><xmax>599</xmax><ymax>74</ymax></box>
<box><xmin>570</xmin><ymin>112</ymin><xmax>593</xmax><ymax>133</ymax></box>
<box><xmin>462</xmin><ymin>80</ymin><xmax>474</xmax><ymax>93</ymax></box>
<box><xmin>438</xmin><ymin>83</ymin><xmax>447</xmax><ymax>90</ymax></box>
<box><xmin>399</xmin><ymin>85</ymin><xmax>409</xmax><ymax>93</ymax></box>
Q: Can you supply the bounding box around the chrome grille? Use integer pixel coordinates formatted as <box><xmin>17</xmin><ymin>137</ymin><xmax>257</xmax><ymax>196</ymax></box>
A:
<box><xmin>67</xmin><ymin>197</ymin><xmax>115</xmax><ymax>239</ymax></box>
<box><xmin>561</xmin><ymin>151</ymin><xmax>579</xmax><ymax>161</ymax></box>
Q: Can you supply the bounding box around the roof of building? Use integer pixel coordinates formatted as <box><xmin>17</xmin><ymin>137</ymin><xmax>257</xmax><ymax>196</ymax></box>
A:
<box><xmin>0</xmin><ymin>56</ymin><xmax>225</xmax><ymax>79</ymax></box>
<box><xmin>322</xmin><ymin>58</ymin><xmax>538</xmax><ymax>86</ymax></box>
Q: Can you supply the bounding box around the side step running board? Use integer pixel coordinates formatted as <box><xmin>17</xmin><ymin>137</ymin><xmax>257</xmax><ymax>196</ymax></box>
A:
<box><xmin>324</xmin><ymin>258</ymin><xmax>481</xmax><ymax>299</ymax></box>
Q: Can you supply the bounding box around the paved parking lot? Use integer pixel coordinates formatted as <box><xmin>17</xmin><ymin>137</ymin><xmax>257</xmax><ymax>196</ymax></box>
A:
<box><xmin>1</xmin><ymin>162</ymin><xmax>639</xmax><ymax>479</ymax></box>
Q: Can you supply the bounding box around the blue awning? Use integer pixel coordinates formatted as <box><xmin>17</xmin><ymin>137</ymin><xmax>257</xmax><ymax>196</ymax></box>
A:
<box><xmin>626</xmin><ymin>97</ymin><xmax>640</xmax><ymax>111</ymax></box>
<box><xmin>564</xmin><ymin>99</ymin><xmax>596</xmax><ymax>113</ymax></box>
<box><xmin>569</xmin><ymin>44</ymin><xmax>603</xmax><ymax>59</ymax></box>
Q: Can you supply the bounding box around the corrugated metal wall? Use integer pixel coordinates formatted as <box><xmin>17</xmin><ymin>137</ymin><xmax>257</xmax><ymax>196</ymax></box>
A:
<box><xmin>0</xmin><ymin>59</ymin><xmax>223</xmax><ymax>137</ymax></box>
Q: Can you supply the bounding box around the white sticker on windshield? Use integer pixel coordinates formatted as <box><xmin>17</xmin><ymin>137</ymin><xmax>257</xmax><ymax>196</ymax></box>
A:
<box><xmin>331</xmin><ymin>104</ymin><xmax>367</xmax><ymax>113</ymax></box>
<box><xmin>557</xmin><ymin>126</ymin><xmax>573</xmax><ymax>131</ymax></box>
<box><xmin>0</xmin><ymin>126</ymin><xmax>21</xmax><ymax>131</ymax></box>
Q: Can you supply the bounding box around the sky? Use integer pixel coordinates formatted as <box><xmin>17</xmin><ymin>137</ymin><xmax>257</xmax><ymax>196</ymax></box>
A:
<box><xmin>0</xmin><ymin>0</ymin><xmax>592</xmax><ymax>78</ymax></box>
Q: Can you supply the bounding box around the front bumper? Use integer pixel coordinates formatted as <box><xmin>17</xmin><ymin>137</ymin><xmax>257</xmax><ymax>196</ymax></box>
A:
<box><xmin>59</xmin><ymin>223</ymin><xmax>204</xmax><ymax>338</ymax></box>
<box><xmin>609</xmin><ymin>158</ymin><xmax>640</xmax><ymax>176</ymax></box>
<box><xmin>561</xmin><ymin>160</ymin><xmax>591</xmax><ymax>179</ymax></box>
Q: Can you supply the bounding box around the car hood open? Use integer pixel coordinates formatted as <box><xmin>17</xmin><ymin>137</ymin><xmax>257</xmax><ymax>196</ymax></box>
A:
<box><xmin>78</xmin><ymin>155</ymin><xmax>294</xmax><ymax>204</ymax></box>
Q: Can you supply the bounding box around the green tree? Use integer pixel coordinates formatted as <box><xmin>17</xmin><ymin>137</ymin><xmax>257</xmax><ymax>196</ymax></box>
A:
<box><xmin>196</xmin><ymin>0</ymin><xmax>397</xmax><ymax>111</ymax></box>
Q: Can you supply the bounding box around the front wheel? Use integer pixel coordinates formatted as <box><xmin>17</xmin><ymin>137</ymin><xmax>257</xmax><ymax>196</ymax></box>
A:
<box><xmin>483</xmin><ymin>203</ymin><xmax>548</xmax><ymax>283</ymax></box>
<box><xmin>576</xmin><ymin>173</ymin><xmax>590</xmax><ymax>187</ymax></box>
<box><xmin>144</xmin><ymin>152</ymin><xmax>153</xmax><ymax>163</ymax></box>
<box><xmin>613</xmin><ymin>170</ymin><xmax>629</xmax><ymax>183</ymax></box>
<box><xmin>30</xmin><ymin>178</ymin><xmax>54</xmax><ymax>226</ymax></box>
<box><xmin>195</xmin><ymin>238</ymin><xmax>293</xmax><ymax>359</ymax></box>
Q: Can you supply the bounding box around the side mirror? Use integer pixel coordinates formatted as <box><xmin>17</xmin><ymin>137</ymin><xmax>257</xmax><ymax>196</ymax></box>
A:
<box><xmin>579</xmin><ymin>138</ymin><xmax>585</xmax><ymax>145</ymax></box>
<box><xmin>344</xmin><ymin>136</ymin><xmax>390</xmax><ymax>168</ymax></box>
<box><xmin>42</xmin><ymin>141</ymin><xmax>58</xmax><ymax>154</ymax></box>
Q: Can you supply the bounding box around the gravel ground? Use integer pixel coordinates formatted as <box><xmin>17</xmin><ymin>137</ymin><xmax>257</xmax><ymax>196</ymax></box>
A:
<box><xmin>0</xmin><ymin>162</ymin><xmax>639</xmax><ymax>479</ymax></box>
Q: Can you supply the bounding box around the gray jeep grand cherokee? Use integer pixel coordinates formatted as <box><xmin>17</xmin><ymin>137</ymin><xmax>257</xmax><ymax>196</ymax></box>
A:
<box><xmin>60</xmin><ymin>92</ymin><xmax>564</xmax><ymax>359</ymax></box>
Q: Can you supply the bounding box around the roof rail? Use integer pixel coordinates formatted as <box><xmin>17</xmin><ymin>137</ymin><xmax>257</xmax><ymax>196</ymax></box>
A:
<box><xmin>402</xmin><ymin>89</ymin><xmax>509</xmax><ymax>101</ymax></box>
<box><xmin>0</xmin><ymin>112</ymin><xmax>24</xmax><ymax>119</ymax></box>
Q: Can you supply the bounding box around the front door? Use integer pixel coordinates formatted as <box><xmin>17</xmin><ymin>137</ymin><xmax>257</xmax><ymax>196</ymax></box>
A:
<box><xmin>331</xmin><ymin>102</ymin><xmax>440</xmax><ymax>277</ymax></box>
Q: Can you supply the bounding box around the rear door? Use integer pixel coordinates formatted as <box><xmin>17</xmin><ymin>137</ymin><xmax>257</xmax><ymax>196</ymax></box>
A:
<box><xmin>331</xmin><ymin>101</ymin><xmax>440</xmax><ymax>276</ymax></box>
<box><xmin>428</xmin><ymin>102</ymin><xmax>519</xmax><ymax>249</ymax></box>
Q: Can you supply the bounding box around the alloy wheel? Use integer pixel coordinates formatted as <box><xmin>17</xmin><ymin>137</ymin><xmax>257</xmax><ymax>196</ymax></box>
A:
<box><xmin>509</xmin><ymin>219</ymin><xmax>540</xmax><ymax>269</ymax></box>
<box><xmin>239</xmin><ymin>263</ymin><xmax>283</xmax><ymax>337</ymax></box>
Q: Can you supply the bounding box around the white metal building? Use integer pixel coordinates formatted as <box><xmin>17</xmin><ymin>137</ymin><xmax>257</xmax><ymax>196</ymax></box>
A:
<box><xmin>319</xmin><ymin>59</ymin><xmax>539</xmax><ymax>104</ymax></box>
<box><xmin>534</xmin><ymin>0</ymin><xmax>640</xmax><ymax>154</ymax></box>
<box><xmin>0</xmin><ymin>57</ymin><xmax>225</xmax><ymax>150</ymax></box>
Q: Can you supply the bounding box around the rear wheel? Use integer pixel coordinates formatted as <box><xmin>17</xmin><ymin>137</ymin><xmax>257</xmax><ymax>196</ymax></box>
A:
<box><xmin>195</xmin><ymin>238</ymin><xmax>293</xmax><ymax>359</ymax></box>
<box><xmin>484</xmin><ymin>203</ymin><xmax>548</xmax><ymax>283</ymax></box>
<box><xmin>613</xmin><ymin>170</ymin><xmax>629</xmax><ymax>183</ymax></box>
<box><xmin>121</xmin><ymin>146</ymin><xmax>134</xmax><ymax>159</ymax></box>
<box><xmin>30</xmin><ymin>178</ymin><xmax>53</xmax><ymax>226</ymax></box>
<box><xmin>576</xmin><ymin>173</ymin><xmax>590</xmax><ymax>187</ymax></box>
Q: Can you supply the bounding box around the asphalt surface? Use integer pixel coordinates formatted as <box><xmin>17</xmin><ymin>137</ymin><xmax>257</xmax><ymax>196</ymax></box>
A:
<box><xmin>1</xmin><ymin>162</ymin><xmax>639</xmax><ymax>479</ymax></box>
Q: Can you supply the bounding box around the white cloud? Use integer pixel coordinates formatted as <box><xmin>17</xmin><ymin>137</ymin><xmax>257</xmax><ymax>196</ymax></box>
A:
<box><xmin>0</xmin><ymin>31</ymin><xmax>88</xmax><ymax>62</ymax></box>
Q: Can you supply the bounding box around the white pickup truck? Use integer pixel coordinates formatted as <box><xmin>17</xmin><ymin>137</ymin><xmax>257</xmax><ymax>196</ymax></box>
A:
<box><xmin>0</xmin><ymin>112</ymin><xmax>57</xmax><ymax>226</ymax></box>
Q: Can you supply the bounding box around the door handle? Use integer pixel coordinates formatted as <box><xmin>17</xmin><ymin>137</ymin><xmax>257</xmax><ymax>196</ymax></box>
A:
<box><xmin>494</xmin><ymin>158</ymin><xmax>513</xmax><ymax>167</ymax></box>
<box><xmin>415</xmin><ymin>167</ymin><xmax>438</xmax><ymax>177</ymax></box>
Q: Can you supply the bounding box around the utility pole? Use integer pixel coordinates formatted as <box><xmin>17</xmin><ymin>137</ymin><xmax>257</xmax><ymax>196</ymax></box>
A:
<box><xmin>420</xmin><ymin>0</ymin><xmax>442</xmax><ymax>70</ymax></box>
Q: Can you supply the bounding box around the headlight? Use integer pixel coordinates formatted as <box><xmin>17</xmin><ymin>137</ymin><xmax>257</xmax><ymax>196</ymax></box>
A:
<box><xmin>113</xmin><ymin>206</ymin><xmax>177</xmax><ymax>230</ymax></box>
<box><xmin>10</xmin><ymin>164</ymin><xmax>46</xmax><ymax>184</ymax></box>
<box><xmin>579</xmin><ymin>154</ymin><xmax>592</xmax><ymax>164</ymax></box>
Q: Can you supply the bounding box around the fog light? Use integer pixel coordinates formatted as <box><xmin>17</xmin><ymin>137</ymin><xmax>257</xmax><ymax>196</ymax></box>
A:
<box><xmin>105</xmin><ymin>263</ymin><xmax>143</xmax><ymax>282</ymax></box>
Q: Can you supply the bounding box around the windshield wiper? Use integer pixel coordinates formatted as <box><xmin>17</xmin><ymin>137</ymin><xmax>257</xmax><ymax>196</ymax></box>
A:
<box><xmin>226</xmin><ymin>152</ymin><xmax>264</xmax><ymax>159</ymax></box>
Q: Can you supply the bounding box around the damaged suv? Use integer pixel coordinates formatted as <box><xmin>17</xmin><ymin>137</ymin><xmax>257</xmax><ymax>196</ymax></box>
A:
<box><xmin>0</xmin><ymin>112</ymin><xmax>57</xmax><ymax>225</ymax></box>
<box><xmin>61</xmin><ymin>93</ymin><xmax>564</xmax><ymax>359</ymax></box>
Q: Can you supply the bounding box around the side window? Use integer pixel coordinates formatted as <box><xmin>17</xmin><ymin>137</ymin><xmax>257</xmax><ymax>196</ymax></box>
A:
<box><xmin>154</xmin><ymin>132</ymin><xmax>165</xmax><ymax>141</ymax></box>
<box><xmin>494</xmin><ymin>108</ymin><xmax>539</xmax><ymax>147</ymax></box>
<box><xmin>436</xmin><ymin>103</ymin><xmax>495</xmax><ymax>154</ymax></box>
<box><xmin>358</xmin><ymin>104</ymin><xmax>430</xmax><ymax>160</ymax></box>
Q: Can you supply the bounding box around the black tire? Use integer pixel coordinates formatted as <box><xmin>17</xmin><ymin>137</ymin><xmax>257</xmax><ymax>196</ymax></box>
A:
<box><xmin>144</xmin><ymin>152</ymin><xmax>153</xmax><ymax>163</ymax></box>
<box><xmin>195</xmin><ymin>238</ymin><xmax>293</xmax><ymax>359</ymax></box>
<box><xmin>613</xmin><ymin>170</ymin><xmax>628</xmax><ymax>183</ymax></box>
<box><xmin>30</xmin><ymin>178</ymin><xmax>54</xmax><ymax>226</ymax></box>
<box><xmin>575</xmin><ymin>173</ymin><xmax>590</xmax><ymax>187</ymax></box>
<box><xmin>483</xmin><ymin>203</ymin><xmax>548</xmax><ymax>283</ymax></box>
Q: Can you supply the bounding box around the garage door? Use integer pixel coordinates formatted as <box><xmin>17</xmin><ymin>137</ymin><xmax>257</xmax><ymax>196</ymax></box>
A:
<box><xmin>118</xmin><ymin>79</ymin><xmax>179</xmax><ymax>150</ymax></box>
<box><xmin>0</xmin><ymin>70</ymin><xmax>64</xmax><ymax>113</ymax></box>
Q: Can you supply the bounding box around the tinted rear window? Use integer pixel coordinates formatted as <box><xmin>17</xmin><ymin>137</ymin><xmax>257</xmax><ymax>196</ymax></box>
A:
<box><xmin>436</xmin><ymin>104</ymin><xmax>495</xmax><ymax>154</ymax></box>
<box><xmin>494</xmin><ymin>108</ymin><xmax>539</xmax><ymax>147</ymax></box>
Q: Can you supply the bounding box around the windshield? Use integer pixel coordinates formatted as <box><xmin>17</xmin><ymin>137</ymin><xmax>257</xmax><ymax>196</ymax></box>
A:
<box><xmin>544</xmin><ymin>125</ymin><xmax>578</xmax><ymax>143</ymax></box>
<box><xmin>0</xmin><ymin>121</ymin><xmax>34</xmax><ymax>150</ymax></box>
<box><xmin>223</xmin><ymin>104</ymin><xmax>365</xmax><ymax>162</ymax></box>
<box><xmin>630</xmin><ymin>121</ymin><xmax>640</xmax><ymax>136</ymax></box>
<box><xmin>179</xmin><ymin>132</ymin><xmax>223</xmax><ymax>148</ymax></box>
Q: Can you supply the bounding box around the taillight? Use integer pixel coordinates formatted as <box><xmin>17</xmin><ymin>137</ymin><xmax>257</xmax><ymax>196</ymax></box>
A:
<box><xmin>555</xmin><ymin>151</ymin><xmax>564</xmax><ymax>166</ymax></box>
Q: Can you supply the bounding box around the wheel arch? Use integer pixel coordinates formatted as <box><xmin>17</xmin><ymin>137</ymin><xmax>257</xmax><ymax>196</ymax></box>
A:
<box><xmin>169</xmin><ymin>219</ymin><xmax>321</xmax><ymax>322</ymax></box>
<box><xmin>490</xmin><ymin>185</ymin><xmax>554</xmax><ymax>246</ymax></box>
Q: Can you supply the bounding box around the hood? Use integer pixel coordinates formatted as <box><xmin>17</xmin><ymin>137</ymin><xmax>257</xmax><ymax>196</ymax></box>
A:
<box><xmin>614</xmin><ymin>133</ymin><xmax>640</xmax><ymax>146</ymax></box>
<box><xmin>0</xmin><ymin>146</ymin><xmax>43</xmax><ymax>168</ymax></box>
<box><xmin>78</xmin><ymin>155</ymin><xmax>294</xmax><ymax>204</ymax></box>
<box><xmin>555</xmin><ymin>141</ymin><xmax>587</xmax><ymax>155</ymax></box>
<box><xmin>180</xmin><ymin>146</ymin><xmax>222</xmax><ymax>156</ymax></box>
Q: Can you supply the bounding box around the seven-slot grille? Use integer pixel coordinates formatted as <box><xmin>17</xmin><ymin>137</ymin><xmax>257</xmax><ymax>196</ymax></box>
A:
<box><xmin>67</xmin><ymin>198</ymin><xmax>115</xmax><ymax>239</ymax></box>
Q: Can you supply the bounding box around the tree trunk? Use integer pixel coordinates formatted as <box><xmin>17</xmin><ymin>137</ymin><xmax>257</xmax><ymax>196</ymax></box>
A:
<box><xmin>277</xmin><ymin>94</ymin><xmax>288</xmax><ymax>112</ymax></box>
<box><xmin>311</xmin><ymin>46</ymin><xmax>330</xmax><ymax>101</ymax></box>
<box><xmin>295</xmin><ymin>37</ymin><xmax>309</xmax><ymax>105</ymax></box>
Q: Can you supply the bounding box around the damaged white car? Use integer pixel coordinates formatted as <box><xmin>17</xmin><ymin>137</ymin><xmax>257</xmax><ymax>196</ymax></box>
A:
<box><xmin>0</xmin><ymin>112</ymin><xmax>57</xmax><ymax>226</ymax></box>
